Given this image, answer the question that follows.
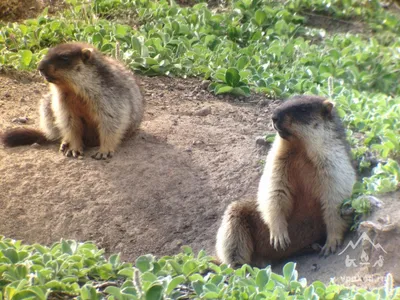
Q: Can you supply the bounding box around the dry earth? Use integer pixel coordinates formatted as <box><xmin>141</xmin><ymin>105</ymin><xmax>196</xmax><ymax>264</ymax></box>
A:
<box><xmin>1</xmin><ymin>72</ymin><xmax>399</xmax><ymax>289</ymax></box>
<box><xmin>0</xmin><ymin>72</ymin><xmax>272</xmax><ymax>260</ymax></box>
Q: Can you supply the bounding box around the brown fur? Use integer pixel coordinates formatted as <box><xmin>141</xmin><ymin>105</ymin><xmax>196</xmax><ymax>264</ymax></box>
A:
<box><xmin>1</xmin><ymin>42</ymin><xmax>144</xmax><ymax>159</ymax></box>
<box><xmin>218</xmin><ymin>199</ymin><xmax>325</xmax><ymax>267</ymax></box>
<box><xmin>2</xmin><ymin>128</ymin><xmax>47</xmax><ymax>147</ymax></box>
<box><xmin>216</xmin><ymin>95</ymin><xmax>356</xmax><ymax>267</ymax></box>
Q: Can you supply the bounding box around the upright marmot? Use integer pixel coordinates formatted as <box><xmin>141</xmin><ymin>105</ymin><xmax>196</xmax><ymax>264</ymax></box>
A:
<box><xmin>216</xmin><ymin>95</ymin><xmax>356</xmax><ymax>267</ymax></box>
<box><xmin>1</xmin><ymin>42</ymin><xmax>144</xmax><ymax>159</ymax></box>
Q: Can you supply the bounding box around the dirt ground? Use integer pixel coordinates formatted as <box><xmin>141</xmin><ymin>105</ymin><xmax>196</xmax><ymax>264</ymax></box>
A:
<box><xmin>1</xmin><ymin>72</ymin><xmax>399</xmax><ymax>289</ymax></box>
<box><xmin>0</xmin><ymin>72</ymin><xmax>272</xmax><ymax>260</ymax></box>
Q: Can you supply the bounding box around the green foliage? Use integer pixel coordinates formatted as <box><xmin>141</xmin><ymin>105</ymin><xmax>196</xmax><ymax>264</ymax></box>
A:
<box><xmin>1</xmin><ymin>237</ymin><xmax>399</xmax><ymax>299</ymax></box>
<box><xmin>0</xmin><ymin>0</ymin><xmax>399</xmax><ymax>217</ymax></box>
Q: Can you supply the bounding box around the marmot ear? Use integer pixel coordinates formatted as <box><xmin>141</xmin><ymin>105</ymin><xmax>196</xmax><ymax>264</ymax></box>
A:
<box><xmin>323</xmin><ymin>100</ymin><xmax>334</xmax><ymax>115</ymax></box>
<box><xmin>81</xmin><ymin>48</ymin><xmax>93</xmax><ymax>62</ymax></box>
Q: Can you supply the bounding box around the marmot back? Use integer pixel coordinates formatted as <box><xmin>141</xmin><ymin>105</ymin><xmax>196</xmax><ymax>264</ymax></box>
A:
<box><xmin>1</xmin><ymin>42</ymin><xmax>144</xmax><ymax>159</ymax></box>
<box><xmin>216</xmin><ymin>95</ymin><xmax>356</xmax><ymax>267</ymax></box>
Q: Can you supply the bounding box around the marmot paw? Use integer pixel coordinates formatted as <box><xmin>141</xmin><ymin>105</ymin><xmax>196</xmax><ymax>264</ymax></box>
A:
<box><xmin>91</xmin><ymin>151</ymin><xmax>114</xmax><ymax>160</ymax></box>
<box><xmin>270</xmin><ymin>230</ymin><xmax>291</xmax><ymax>251</ymax></box>
<box><xmin>59</xmin><ymin>142</ymin><xmax>84</xmax><ymax>159</ymax></box>
<box><xmin>320</xmin><ymin>237</ymin><xmax>342</xmax><ymax>257</ymax></box>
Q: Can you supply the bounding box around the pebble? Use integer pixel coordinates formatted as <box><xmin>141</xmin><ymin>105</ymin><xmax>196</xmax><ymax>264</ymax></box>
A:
<box><xmin>12</xmin><ymin>116</ymin><xmax>28</xmax><ymax>123</ymax></box>
<box><xmin>200</xmin><ymin>80</ymin><xmax>210</xmax><ymax>90</ymax></box>
<box><xmin>194</xmin><ymin>106</ymin><xmax>211</xmax><ymax>116</ymax></box>
<box><xmin>255</xmin><ymin>136</ymin><xmax>268</xmax><ymax>146</ymax></box>
<box><xmin>176</xmin><ymin>84</ymin><xmax>185</xmax><ymax>90</ymax></box>
<box><xmin>192</xmin><ymin>140</ymin><xmax>204</xmax><ymax>145</ymax></box>
<box><xmin>311</xmin><ymin>264</ymin><xmax>319</xmax><ymax>272</ymax></box>
<box><xmin>258</xmin><ymin>99</ymin><xmax>269</xmax><ymax>107</ymax></box>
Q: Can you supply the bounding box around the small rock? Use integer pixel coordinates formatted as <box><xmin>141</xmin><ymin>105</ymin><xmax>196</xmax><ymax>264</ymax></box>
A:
<box><xmin>192</xmin><ymin>140</ymin><xmax>204</xmax><ymax>145</ymax></box>
<box><xmin>311</xmin><ymin>264</ymin><xmax>319</xmax><ymax>272</ymax></box>
<box><xmin>258</xmin><ymin>99</ymin><xmax>269</xmax><ymax>107</ymax></box>
<box><xmin>184</xmin><ymin>148</ymin><xmax>192</xmax><ymax>152</ymax></box>
<box><xmin>20</xmin><ymin>97</ymin><xmax>26</xmax><ymax>102</ymax></box>
<box><xmin>194</xmin><ymin>106</ymin><xmax>212</xmax><ymax>116</ymax></box>
<box><xmin>174</xmin><ymin>239</ymin><xmax>183</xmax><ymax>247</ymax></box>
<box><xmin>4</xmin><ymin>92</ymin><xmax>11</xmax><ymax>98</ymax></box>
<box><xmin>311</xmin><ymin>243</ymin><xmax>322</xmax><ymax>251</ymax></box>
<box><xmin>30</xmin><ymin>143</ymin><xmax>40</xmax><ymax>148</ymax></box>
<box><xmin>255</xmin><ymin>136</ymin><xmax>268</xmax><ymax>146</ymax></box>
<box><xmin>12</xmin><ymin>117</ymin><xmax>28</xmax><ymax>123</ymax></box>
<box><xmin>176</xmin><ymin>84</ymin><xmax>185</xmax><ymax>90</ymax></box>
<box><xmin>200</xmin><ymin>80</ymin><xmax>210</xmax><ymax>90</ymax></box>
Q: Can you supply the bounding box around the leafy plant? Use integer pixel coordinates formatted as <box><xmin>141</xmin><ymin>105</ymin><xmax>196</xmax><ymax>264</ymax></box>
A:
<box><xmin>0</xmin><ymin>0</ymin><xmax>399</xmax><ymax>234</ymax></box>
<box><xmin>0</xmin><ymin>237</ymin><xmax>399</xmax><ymax>299</ymax></box>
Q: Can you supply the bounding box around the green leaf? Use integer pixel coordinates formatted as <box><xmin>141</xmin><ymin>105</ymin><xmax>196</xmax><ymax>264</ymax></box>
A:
<box><xmin>237</xmin><ymin>56</ymin><xmax>249</xmax><ymax>70</ymax></box>
<box><xmin>192</xmin><ymin>280</ymin><xmax>204</xmax><ymax>295</ymax></box>
<box><xmin>283</xmin><ymin>262</ymin><xmax>297</xmax><ymax>281</ymax></box>
<box><xmin>2</xmin><ymin>248</ymin><xmax>19</xmax><ymax>263</ymax></box>
<box><xmin>61</xmin><ymin>240</ymin><xmax>73</xmax><ymax>255</ymax></box>
<box><xmin>274</xmin><ymin>20</ymin><xmax>288</xmax><ymax>34</ymax></box>
<box><xmin>136</xmin><ymin>255</ymin><xmax>153</xmax><ymax>272</ymax></box>
<box><xmin>166</xmin><ymin>275</ymin><xmax>186</xmax><ymax>294</ymax></box>
<box><xmin>256</xmin><ymin>269</ymin><xmax>269</xmax><ymax>289</ymax></box>
<box><xmin>254</xmin><ymin>10</ymin><xmax>266</xmax><ymax>26</ymax></box>
<box><xmin>19</xmin><ymin>50</ymin><xmax>33</xmax><ymax>68</ymax></box>
<box><xmin>182</xmin><ymin>261</ymin><xmax>197</xmax><ymax>276</ymax></box>
<box><xmin>105</xmin><ymin>286</ymin><xmax>122</xmax><ymax>298</ymax></box>
<box><xmin>169</xmin><ymin>260</ymin><xmax>182</xmax><ymax>274</ymax></box>
<box><xmin>50</xmin><ymin>21</ymin><xmax>61</xmax><ymax>31</ymax></box>
<box><xmin>131</xmin><ymin>36</ymin><xmax>142</xmax><ymax>53</ymax></box>
<box><xmin>115</xmin><ymin>24</ymin><xmax>130</xmax><ymax>36</ymax></box>
<box><xmin>92</xmin><ymin>33</ymin><xmax>103</xmax><ymax>45</ymax></box>
<box><xmin>225</xmin><ymin>68</ymin><xmax>241</xmax><ymax>87</ymax></box>
<box><xmin>216</xmin><ymin>85</ymin><xmax>233</xmax><ymax>95</ymax></box>
<box><xmin>231</xmin><ymin>87</ymin><xmax>250</xmax><ymax>96</ymax></box>
<box><xmin>202</xmin><ymin>291</ymin><xmax>219</xmax><ymax>298</ymax></box>
<box><xmin>145</xmin><ymin>284</ymin><xmax>163</xmax><ymax>300</ymax></box>
<box><xmin>118</xmin><ymin>267</ymin><xmax>134</xmax><ymax>278</ymax></box>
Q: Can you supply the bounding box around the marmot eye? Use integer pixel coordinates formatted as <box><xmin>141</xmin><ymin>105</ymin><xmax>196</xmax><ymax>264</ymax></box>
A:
<box><xmin>59</xmin><ymin>55</ymin><xmax>69</xmax><ymax>61</ymax></box>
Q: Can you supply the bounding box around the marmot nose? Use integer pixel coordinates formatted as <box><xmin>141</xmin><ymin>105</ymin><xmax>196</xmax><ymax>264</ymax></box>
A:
<box><xmin>37</xmin><ymin>60</ymin><xmax>47</xmax><ymax>72</ymax></box>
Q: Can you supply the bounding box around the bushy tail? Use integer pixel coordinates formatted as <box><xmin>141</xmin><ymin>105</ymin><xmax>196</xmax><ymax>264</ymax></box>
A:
<box><xmin>1</xmin><ymin>128</ymin><xmax>48</xmax><ymax>147</ymax></box>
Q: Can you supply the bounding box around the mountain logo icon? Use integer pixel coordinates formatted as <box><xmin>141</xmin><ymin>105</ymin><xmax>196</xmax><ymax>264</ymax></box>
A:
<box><xmin>338</xmin><ymin>232</ymin><xmax>387</xmax><ymax>256</ymax></box>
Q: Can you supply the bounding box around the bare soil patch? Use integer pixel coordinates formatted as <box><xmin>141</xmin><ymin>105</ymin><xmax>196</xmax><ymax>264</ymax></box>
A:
<box><xmin>303</xmin><ymin>12</ymin><xmax>368</xmax><ymax>34</ymax></box>
<box><xmin>0</xmin><ymin>0</ymin><xmax>65</xmax><ymax>22</ymax></box>
<box><xmin>0</xmin><ymin>73</ymin><xmax>272</xmax><ymax>260</ymax></box>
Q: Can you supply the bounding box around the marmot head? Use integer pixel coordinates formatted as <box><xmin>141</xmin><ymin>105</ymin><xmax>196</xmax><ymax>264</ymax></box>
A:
<box><xmin>272</xmin><ymin>95</ymin><xmax>337</xmax><ymax>142</ymax></box>
<box><xmin>38</xmin><ymin>42</ymin><xmax>96</xmax><ymax>84</ymax></box>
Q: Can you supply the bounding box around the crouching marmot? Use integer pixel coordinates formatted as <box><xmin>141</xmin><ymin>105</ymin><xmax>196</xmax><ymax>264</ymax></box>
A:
<box><xmin>1</xmin><ymin>42</ymin><xmax>144</xmax><ymax>159</ymax></box>
<box><xmin>216</xmin><ymin>95</ymin><xmax>356</xmax><ymax>267</ymax></box>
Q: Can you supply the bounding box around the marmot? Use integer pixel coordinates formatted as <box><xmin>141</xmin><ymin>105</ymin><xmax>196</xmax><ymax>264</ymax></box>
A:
<box><xmin>1</xmin><ymin>42</ymin><xmax>144</xmax><ymax>159</ymax></box>
<box><xmin>216</xmin><ymin>95</ymin><xmax>356</xmax><ymax>267</ymax></box>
